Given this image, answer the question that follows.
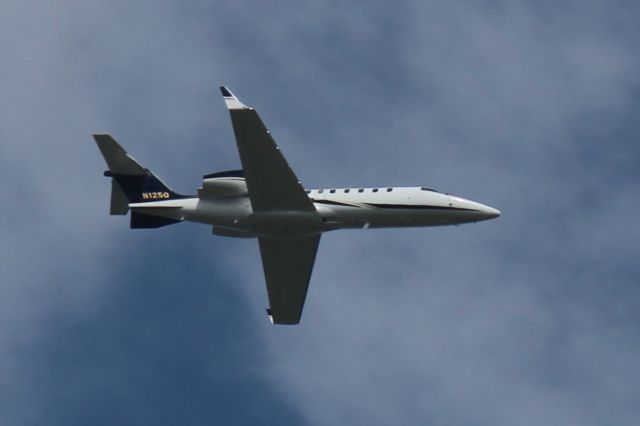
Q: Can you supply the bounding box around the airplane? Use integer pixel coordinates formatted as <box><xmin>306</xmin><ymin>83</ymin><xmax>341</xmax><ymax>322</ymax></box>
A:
<box><xmin>94</xmin><ymin>86</ymin><xmax>500</xmax><ymax>325</ymax></box>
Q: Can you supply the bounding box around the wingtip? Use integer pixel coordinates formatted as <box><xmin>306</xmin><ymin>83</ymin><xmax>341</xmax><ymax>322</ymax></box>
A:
<box><xmin>93</xmin><ymin>133</ymin><xmax>114</xmax><ymax>145</ymax></box>
<box><xmin>220</xmin><ymin>85</ymin><xmax>249</xmax><ymax>110</ymax></box>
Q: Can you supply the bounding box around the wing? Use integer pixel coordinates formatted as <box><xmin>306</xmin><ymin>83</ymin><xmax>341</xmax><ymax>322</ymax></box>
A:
<box><xmin>221</xmin><ymin>87</ymin><xmax>321</xmax><ymax>324</ymax></box>
<box><xmin>220</xmin><ymin>86</ymin><xmax>315</xmax><ymax>213</ymax></box>
<box><xmin>258</xmin><ymin>235</ymin><xmax>321</xmax><ymax>324</ymax></box>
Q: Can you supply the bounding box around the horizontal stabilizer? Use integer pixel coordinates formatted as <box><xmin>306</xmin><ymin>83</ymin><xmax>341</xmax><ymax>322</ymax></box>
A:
<box><xmin>130</xmin><ymin>211</ymin><xmax>181</xmax><ymax>228</ymax></box>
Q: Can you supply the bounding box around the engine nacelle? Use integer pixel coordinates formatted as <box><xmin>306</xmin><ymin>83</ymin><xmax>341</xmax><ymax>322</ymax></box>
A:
<box><xmin>198</xmin><ymin>170</ymin><xmax>248</xmax><ymax>198</ymax></box>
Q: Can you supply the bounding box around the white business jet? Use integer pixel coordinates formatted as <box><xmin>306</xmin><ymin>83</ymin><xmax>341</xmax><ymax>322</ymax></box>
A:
<box><xmin>94</xmin><ymin>87</ymin><xmax>500</xmax><ymax>324</ymax></box>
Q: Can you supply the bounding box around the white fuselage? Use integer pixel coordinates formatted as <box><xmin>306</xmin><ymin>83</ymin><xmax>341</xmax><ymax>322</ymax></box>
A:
<box><xmin>130</xmin><ymin>186</ymin><xmax>500</xmax><ymax>239</ymax></box>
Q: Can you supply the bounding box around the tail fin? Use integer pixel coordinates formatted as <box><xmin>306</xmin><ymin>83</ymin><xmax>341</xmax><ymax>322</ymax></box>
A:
<box><xmin>93</xmin><ymin>134</ymin><xmax>187</xmax><ymax>216</ymax></box>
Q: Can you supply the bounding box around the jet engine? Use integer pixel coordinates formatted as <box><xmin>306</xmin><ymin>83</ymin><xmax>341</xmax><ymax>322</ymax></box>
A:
<box><xmin>198</xmin><ymin>170</ymin><xmax>247</xmax><ymax>198</ymax></box>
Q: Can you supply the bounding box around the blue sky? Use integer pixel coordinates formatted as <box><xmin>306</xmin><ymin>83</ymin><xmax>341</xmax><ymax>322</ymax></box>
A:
<box><xmin>2</xmin><ymin>1</ymin><xmax>640</xmax><ymax>424</ymax></box>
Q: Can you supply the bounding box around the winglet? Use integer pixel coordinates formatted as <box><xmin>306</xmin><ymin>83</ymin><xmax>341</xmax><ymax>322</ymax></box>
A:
<box><xmin>220</xmin><ymin>86</ymin><xmax>249</xmax><ymax>110</ymax></box>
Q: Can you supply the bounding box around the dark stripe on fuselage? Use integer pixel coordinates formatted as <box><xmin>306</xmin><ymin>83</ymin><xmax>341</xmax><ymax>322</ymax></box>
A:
<box><xmin>364</xmin><ymin>203</ymin><xmax>477</xmax><ymax>212</ymax></box>
<box><xmin>311</xmin><ymin>199</ymin><xmax>356</xmax><ymax>207</ymax></box>
<box><xmin>311</xmin><ymin>199</ymin><xmax>478</xmax><ymax>212</ymax></box>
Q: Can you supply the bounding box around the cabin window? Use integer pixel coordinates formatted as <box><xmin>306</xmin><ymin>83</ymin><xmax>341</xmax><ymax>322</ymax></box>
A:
<box><xmin>330</xmin><ymin>189</ymin><xmax>336</xmax><ymax>193</ymax></box>
<box><xmin>358</xmin><ymin>188</ymin><xmax>364</xmax><ymax>193</ymax></box>
<box><xmin>372</xmin><ymin>188</ymin><xmax>379</xmax><ymax>192</ymax></box>
<box><xmin>318</xmin><ymin>189</ymin><xmax>324</xmax><ymax>194</ymax></box>
<box><xmin>386</xmin><ymin>188</ymin><xmax>393</xmax><ymax>192</ymax></box>
<box><xmin>344</xmin><ymin>189</ymin><xmax>350</xmax><ymax>193</ymax></box>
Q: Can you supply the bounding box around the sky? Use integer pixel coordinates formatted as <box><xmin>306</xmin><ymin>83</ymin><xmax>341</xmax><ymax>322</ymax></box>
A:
<box><xmin>1</xmin><ymin>0</ymin><xmax>640</xmax><ymax>424</ymax></box>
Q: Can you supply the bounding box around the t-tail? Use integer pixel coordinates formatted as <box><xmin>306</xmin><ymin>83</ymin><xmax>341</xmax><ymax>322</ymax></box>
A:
<box><xmin>94</xmin><ymin>134</ymin><xmax>188</xmax><ymax>228</ymax></box>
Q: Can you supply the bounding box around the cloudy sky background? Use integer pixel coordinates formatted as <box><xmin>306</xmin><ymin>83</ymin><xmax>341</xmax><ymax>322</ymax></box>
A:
<box><xmin>1</xmin><ymin>1</ymin><xmax>639</xmax><ymax>424</ymax></box>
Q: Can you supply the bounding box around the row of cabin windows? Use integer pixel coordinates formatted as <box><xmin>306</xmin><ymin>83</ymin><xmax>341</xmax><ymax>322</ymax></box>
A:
<box><xmin>305</xmin><ymin>188</ymin><xmax>394</xmax><ymax>194</ymax></box>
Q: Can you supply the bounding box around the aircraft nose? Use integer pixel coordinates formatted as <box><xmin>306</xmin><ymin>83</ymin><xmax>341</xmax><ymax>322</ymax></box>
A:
<box><xmin>449</xmin><ymin>195</ymin><xmax>500</xmax><ymax>221</ymax></box>
<box><xmin>481</xmin><ymin>205</ymin><xmax>501</xmax><ymax>219</ymax></box>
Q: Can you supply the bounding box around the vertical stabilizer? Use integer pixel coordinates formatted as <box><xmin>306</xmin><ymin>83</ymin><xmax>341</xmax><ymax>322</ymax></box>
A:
<box><xmin>93</xmin><ymin>134</ymin><xmax>187</xmax><ymax>215</ymax></box>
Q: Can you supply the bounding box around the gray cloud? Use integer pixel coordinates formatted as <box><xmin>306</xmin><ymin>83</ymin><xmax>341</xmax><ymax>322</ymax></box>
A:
<box><xmin>1</xmin><ymin>0</ymin><xmax>639</xmax><ymax>425</ymax></box>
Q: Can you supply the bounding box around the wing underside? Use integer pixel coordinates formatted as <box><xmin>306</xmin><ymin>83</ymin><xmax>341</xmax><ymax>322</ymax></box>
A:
<box><xmin>258</xmin><ymin>235</ymin><xmax>321</xmax><ymax>324</ymax></box>
<box><xmin>221</xmin><ymin>87</ymin><xmax>315</xmax><ymax>213</ymax></box>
